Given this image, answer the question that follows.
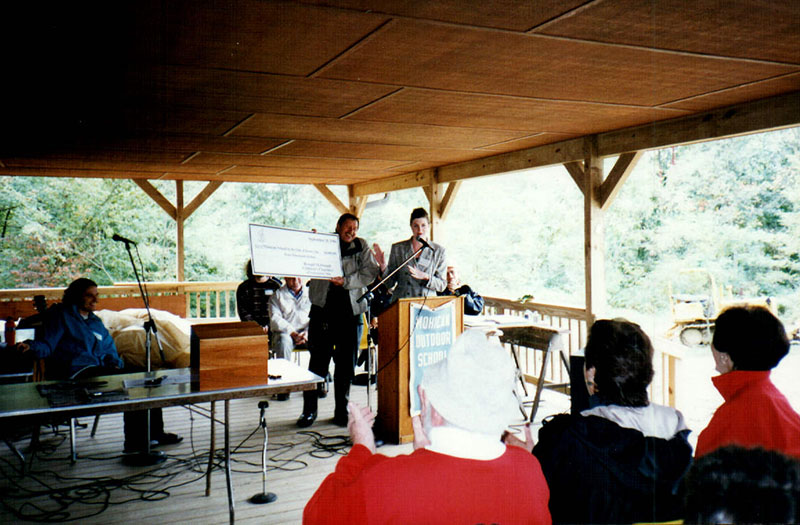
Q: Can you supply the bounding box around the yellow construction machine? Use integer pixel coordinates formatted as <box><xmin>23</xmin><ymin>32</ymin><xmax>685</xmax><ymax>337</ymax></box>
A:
<box><xmin>666</xmin><ymin>268</ymin><xmax>773</xmax><ymax>346</ymax></box>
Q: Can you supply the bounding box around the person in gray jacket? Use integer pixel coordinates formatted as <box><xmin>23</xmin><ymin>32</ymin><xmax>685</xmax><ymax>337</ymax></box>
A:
<box><xmin>297</xmin><ymin>213</ymin><xmax>380</xmax><ymax>428</ymax></box>
<box><xmin>374</xmin><ymin>207</ymin><xmax>447</xmax><ymax>301</ymax></box>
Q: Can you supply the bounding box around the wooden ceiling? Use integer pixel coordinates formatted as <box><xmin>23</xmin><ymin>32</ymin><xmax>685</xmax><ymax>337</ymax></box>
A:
<box><xmin>1</xmin><ymin>0</ymin><xmax>799</xmax><ymax>190</ymax></box>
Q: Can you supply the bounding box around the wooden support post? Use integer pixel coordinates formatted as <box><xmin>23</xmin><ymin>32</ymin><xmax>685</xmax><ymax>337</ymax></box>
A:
<box><xmin>348</xmin><ymin>186</ymin><xmax>367</xmax><ymax>218</ymax></box>
<box><xmin>583</xmin><ymin>138</ymin><xmax>605</xmax><ymax>325</ymax></box>
<box><xmin>598</xmin><ymin>151</ymin><xmax>642</xmax><ymax>211</ymax></box>
<box><xmin>427</xmin><ymin>174</ymin><xmax>445</xmax><ymax>243</ymax></box>
<box><xmin>176</xmin><ymin>180</ymin><xmax>185</xmax><ymax>282</ymax></box>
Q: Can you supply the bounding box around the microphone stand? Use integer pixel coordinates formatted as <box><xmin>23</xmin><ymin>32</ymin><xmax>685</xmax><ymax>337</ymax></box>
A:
<box><xmin>357</xmin><ymin>242</ymin><xmax>427</xmax><ymax>412</ymax></box>
<box><xmin>119</xmin><ymin>239</ymin><xmax>167</xmax><ymax>466</ymax></box>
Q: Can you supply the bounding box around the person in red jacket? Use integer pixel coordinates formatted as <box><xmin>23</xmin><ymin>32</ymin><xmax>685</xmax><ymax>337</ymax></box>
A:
<box><xmin>695</xmin><ymin>306</ymin><xmax>800</xmax><ymax>459</ymax></box>
<box><xmin>303</xmin><ymin>329</ymin><xmax>551</xmax><ymax>524</ymax></box>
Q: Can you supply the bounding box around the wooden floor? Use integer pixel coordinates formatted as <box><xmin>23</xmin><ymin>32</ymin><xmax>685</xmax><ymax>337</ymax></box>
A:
<box><xmin>0</xmin><ymin>375</ymin><xmax>569</xmax><ymax>524</ymax></box>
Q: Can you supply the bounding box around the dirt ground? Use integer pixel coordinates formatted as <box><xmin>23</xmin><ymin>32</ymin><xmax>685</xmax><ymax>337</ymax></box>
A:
<box><xmin>675</xmin><ymin>341</ymin><xmax>800</xmax><ymax>450</ymax></box>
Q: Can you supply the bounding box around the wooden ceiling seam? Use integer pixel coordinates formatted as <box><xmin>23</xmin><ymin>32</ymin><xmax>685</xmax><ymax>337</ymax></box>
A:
<box><xmin>222</xmin><ymin>114</ymin><xmax>257</xmax><ymax>137</ymax></box>
<box><xmin>525</xmin><ymin>32</ymin><xmax>800</xmax><ymax>68</ymax></box>
<box><xmin>338</xmin><ymin>87</ymin><xmax>405</xmax><ymax>119</ymax></box>
<box><xmin>525</xmin><ymin>0</ymin><xmax>603</xmax><ymax>33</ymax></box>
<box><xmin>180</xmin><ymin>152</ymin><xmax>200</xmax><ymax>165</ymax></box>
<box><xmin>260</xmin><ymin>140</ymin><xmax>294</xmax><ymax>155</ymax></box>
<box><xmin>655</xmin><ymin>71</ymin><xmax>800</xmax><ymax>109</ymax></box>
<box><xmin>308</xmin><ymin>18</ymin><xmax>396</xmax><ymax>78</ymax></box>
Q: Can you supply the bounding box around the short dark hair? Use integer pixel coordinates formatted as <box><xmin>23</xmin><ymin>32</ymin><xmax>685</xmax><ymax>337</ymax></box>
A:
<box><xmin>409</xmin><ymin>207</ymin><xmax>428</xmax><ymax>225</ymax></box>
<box><xmin>63</xmin><ymin>278</ymin><xmax>98</xmax><ymax>306</ymax></box>
<box><xmin>712</xmin><ymin>306</ymin><xmax>789</xmax><ymax>370</ymax></box>
<box><xmin>584</xmin><ymin>319</ymin><xmax>654</xmax><ymax>407</ymax></box>
<box><xmin>336</xmin><ymin>213</ymin><xmax>359</xmax><ymax>231</ymax></box>
<box><xmin>684</xmin><ymin>445</ymin><xmax>800</xmax><ymax>524</ymax></box>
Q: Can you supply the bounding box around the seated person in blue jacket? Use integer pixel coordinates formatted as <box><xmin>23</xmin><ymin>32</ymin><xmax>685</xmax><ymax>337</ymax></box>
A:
<box><xmin>17</xmin><ymin>278</ymin><xmax>182</xmax><ymax>453</ymax></box>
<box><xmin>437</xmin><ymin>265</ymin><xmax>484</xmax><ymax>315</ymax></box>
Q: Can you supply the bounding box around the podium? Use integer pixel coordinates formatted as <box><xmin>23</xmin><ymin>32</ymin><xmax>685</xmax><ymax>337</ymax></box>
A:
<box><xmin>376</xmin><ymin>296</ymin><xmax>464</xmax><ymax>444</ymax></box>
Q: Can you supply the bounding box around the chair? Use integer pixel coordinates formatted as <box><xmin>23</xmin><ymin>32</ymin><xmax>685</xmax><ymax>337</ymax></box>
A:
<box><xmin>33</xmin><ymin>359</ymin><xmax>101</xmax><ymax>463</ymax></box>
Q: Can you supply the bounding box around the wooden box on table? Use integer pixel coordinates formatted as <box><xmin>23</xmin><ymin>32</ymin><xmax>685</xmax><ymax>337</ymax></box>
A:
<box><xmin>190</xmin><ymin>321</ymin><xmax>269</xmax><ymax>390</ymax></box>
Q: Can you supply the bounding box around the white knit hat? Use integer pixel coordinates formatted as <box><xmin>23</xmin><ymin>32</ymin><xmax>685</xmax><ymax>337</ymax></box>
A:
<box><xmin>421</xmin><ymin>329</ymin><xmax>519</xmax><ymax>436</ymax></box>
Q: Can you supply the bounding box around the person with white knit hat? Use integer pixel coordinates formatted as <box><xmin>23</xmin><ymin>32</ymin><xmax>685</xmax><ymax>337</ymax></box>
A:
<box><xmin>304</xmin><ymin>329</ymin><xmax>551</xmax><ymax>524</ymax></box>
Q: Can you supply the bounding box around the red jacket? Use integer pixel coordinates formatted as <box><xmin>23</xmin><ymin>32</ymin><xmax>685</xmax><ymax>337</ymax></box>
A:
<box><xmin>304</xmin><ymin>444</ymin><xmax>551</xmax><ymax>524</ymax></box>
<box><xmin>696</xmin><ymin>370</ymin><xmax>800</xmax><ymax>459</ymax></box>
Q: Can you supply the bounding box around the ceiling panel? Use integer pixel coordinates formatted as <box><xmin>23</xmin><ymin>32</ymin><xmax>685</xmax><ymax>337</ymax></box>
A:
<box><xmin>662</xmin><ymin>72</ymin><xmax>800</xmax><ymax>112</ymax></box>
<box><xmin>271</xmin><ymin>140</ymin><xmax>490</xmax><ymax>163</ymax></box>
<box><xmin>223</xmin><ymin>165</ymin><xmax>378</xmax><ymax>183</ymax></box>
<box><xmin>318</xmin><ymin>19</ymin><xmax>798</xmax><ymax>106</ymax></box>
<box><xmin>132</xmin><ymin>66</ymin><xmax>398</xmax><ymax>118</ymax></box>
<box><xmin>187</xmin><ymin>152</ymin><xmax>402</xmax><ymax>171</ymax></box>
<box><xmin>535</xmin><ymin>0</ymin><xmax>800</xmax><ymax>65</ymax></box>
<box><xmin>478</xmin><ymin>132</ymin><xmax>580</xmax><ymax>152</ymax></box>
<box><xmin>294</xmin><ymin>0</ymin><xmax>587</xmax><ymax>31</ymax></box>
<box><xmin>347</xmin><ymin>88</ymin><xmax>690</xmax><ymax>133</ymax></box>
<box><xmin>230</xmin><ymin>114</ymin><xmax>530</xmax><ymax>149</ymax></box>
<box><xmin>129</xmin><ymin>0</ymin><xmax>389</xmax><ymax>76</ymax></box>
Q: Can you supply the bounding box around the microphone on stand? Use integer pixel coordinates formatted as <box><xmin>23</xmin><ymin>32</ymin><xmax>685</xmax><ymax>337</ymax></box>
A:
<box><xmin>112</xmin><ymin>233</ymin><xmax>137</xmax><ymax>245</ymax></box>
<box><xmin>416</xmin><ymin>236</ymin><xmax>432</xmax><ymax>250</ymax></box>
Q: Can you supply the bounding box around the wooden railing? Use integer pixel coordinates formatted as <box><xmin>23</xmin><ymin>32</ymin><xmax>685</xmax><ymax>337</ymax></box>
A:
<box><xmin>0</xmin><ymin>285</ymin><xmax>680</xmax><ymax>406</ymax></box>
<box><xmin>482</xmin><ymin>296</ymin><xmax>680</xmax><ymax>407</ymax></box>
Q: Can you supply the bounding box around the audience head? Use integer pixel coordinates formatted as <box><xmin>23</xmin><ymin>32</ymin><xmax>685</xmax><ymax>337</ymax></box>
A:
<box><xmin>711</xmin><ymin>306</ymin><xmax>789</xmax><ymax>372</ymax></box>
<box><xmin>335</xmin><ymin>213</ymin><xmax>359</xmax><ymax>243</ymax></box>
<box><xmin>63</xmin><ymin>278</ymin><xmax>99</xmax><ymax>313</ymax></box>
<box><xmin>420</xmin><ymin>329</ymin><xmax>518</xmax><ymax>436</ymax></box>
<box><xmin>446</xmin><ymin>265</ymin><xmax>459</xmax><ymax>288</ymax></box>
<box><xmin>684</xmin><ymin>445</ymin><xmax>800</xmax><ymax>524</ymax></box>
<box><xmin>244</xmin><ymin>259</ymin><xmax>267</xmax><ymax>283</ymax></box>
<box><xmin>584</xmin><ymin>319</ymin><xmax>654</xmax><ymax>407</ymax></box>
<box><xmin>284</xmin><ymin>276</ymin><xmax>303</xmax><ymax>292</ymax></box>
<box><xmin>409</xmin><ymin>208</ymin><xmax>430</xmax><ymax>239</ymax></box>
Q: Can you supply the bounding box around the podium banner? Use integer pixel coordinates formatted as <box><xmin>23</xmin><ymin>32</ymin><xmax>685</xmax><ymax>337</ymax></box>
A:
<box><xmin>408</xmin><ymin>301</ymin><xmax>457</xmax><ymax>416</ymax></box>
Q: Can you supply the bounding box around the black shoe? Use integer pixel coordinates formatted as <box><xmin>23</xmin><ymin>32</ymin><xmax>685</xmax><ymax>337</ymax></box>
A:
<box><xmin>124</xmin><ymin>439</ymin><xmax>158</xmax><ymax>454</ymax></box>
<box><xmin>296</xmin><ymin>412</ymin><xmax>317</xmax><ymax>428</ymax></box>
<box><xmin>153</xmin><ymin>433</ymin><xmax>183</xmax><ymax>447</ymax></box>
<box><xmin>274</xmin><ymin>393</ymin><xmax>289</xmax><ymax>401</ymax></box>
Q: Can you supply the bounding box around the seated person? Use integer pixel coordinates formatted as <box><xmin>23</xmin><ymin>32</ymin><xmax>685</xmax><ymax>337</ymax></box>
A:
<box><xmin>304</xmin><ymin>330</ymin><xmax>551</xmax><ymax>524</ymax></box>
<box><xmin>437</xmin><ymin>264</ymin><xmax>484</xmax><ymax>315</ymax></box>
<box><xmin>684</xmin><ymin>445</ymin><xmax>800</xmax><ymax>524</ymax></box>
<box><xmin>236</xmin><ymin>260</ymin><xmax>281</xmax><ymax>332</ymax></box>
<box><xmin>268</xmin><ymin>276</ymin><xmax>311</xmax><ymax>359</ymax></box>
<box><xmin>506</xmin><ymin>319</ymin><xmax>692</xmax><ymax>524</ymax></box>
<box><xmin>695</xmin><ymin>305</ymin><xmax>800</xmax><ymax>459</ymax></box>
<box><xmin>17</xmin><ymin>278</ymin><xmax>182</xmax><ymax>453</ymax></box>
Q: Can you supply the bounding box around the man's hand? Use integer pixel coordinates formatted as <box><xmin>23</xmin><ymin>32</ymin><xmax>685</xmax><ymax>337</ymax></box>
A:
<box><xmin>408</xmin><ymin>266</ymin><xmax>428</xmax><ymax>282</ymax></box>
<box><xmin>291</xmin><ymin>331</ymin><xmax>307</xmax><ymax>345</ymax></box>
<box><xmin>262</xmin><ymin>325</ymin><xmax>269</xmax><ymax>334</ymax></box>
<box><xmin>330</xmin><ymin>276</ymin><xmax>345</xmax><ymax>286</ymax></box>
<box><xmin>372</xmin><ymin>243</ymin><xmax>386</xmax><ymax>272</ymax></box>
<box><xmin>412</xmin><ymin>385</ymin><xmax>431</xmax><ymax>450</ymax></box>
<box><xmin>502</xmin><ymin>424</ymin><xmax>534</xmax><ymax>453</ymax></box>
<box><xmin>347</xmin><ymin>402</ymin><xmax>376</xmax><ymax>453</ymax></box>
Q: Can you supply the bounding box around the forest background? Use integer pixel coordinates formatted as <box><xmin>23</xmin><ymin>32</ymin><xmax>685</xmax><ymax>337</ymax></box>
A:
<box><xmin>1</xmin><ymin>127</ymin><xmax>798</xmax><ymax>336</ymax></box>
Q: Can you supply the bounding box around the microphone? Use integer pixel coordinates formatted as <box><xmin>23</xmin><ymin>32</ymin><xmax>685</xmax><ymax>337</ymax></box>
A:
<box><xmin>416</xmin><ymin>236</ymin><xmax>432</xmax><ymax>250</ymax></box>
<box><xmin>112</xmin><ymin>233</ymin><xmax>137</xmax><ymax>244</ymax></box>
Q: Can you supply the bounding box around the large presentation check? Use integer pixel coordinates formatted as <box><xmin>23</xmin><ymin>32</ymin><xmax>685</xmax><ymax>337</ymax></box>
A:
<box><xmin>249</xmin><ymin>224</ymin><xmax>342</xmax><ymax>279</ymax></box>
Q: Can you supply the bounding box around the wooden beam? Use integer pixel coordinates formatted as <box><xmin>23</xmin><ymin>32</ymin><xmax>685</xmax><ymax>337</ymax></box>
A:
<box><xmin>314</xmin><ymin>184</ymin><xmax>349</xmax><ymax>215</ymax></box>
<box><xmin>422</xmin><ymin>185</ymin><xmax>433</xmax><ymax>206</ymax></box>
<box><xmin>563</xmin><ymin>161</ymin><xmax>586</xmax><ymax>195</ymax></box>
<box><xmin>598</xmin><ymin>151</ymin><xmax>643</xmax><ymax>210</ymax></box>
<box><xmin>438</xmin><ymin>181</ymin><xmax>462</xmax><ymax>221</ymax></box>
<box><xmin>184</xmin><ymin>181</ymin><xmax>223</xmax><ymax>220</ymax></box>
<box><xmin>133</xmin><ymin>179</ymin><xmax>177</xmax><ymax>220</ymax></box>
<box><xmin>176</xmin><ymin>180</ymin><xmax>185</xmax><ymax>282</ymax></box>
<box><xmin>437</xmin><ymin>138</ymin><xmax>586</xmax><ymax>184</ymax></box>
<box><xmin>583</xmin><ymin>137</ymin><xmax>605</xmax><ymax>324</ymax></box>
<box><xmin>429</xmin><ymin>180</ymin><xmax>444</xmax><ymax>243</ymax></box>
<box><xmin>598</xmin><ymin>91</ymin><xmax>800</xmax><ymax>156</ymax></box>
<box><xmin>347</xmin><ymin>186</ymin><xmax>368</xmax><ymax>218</ymax></box>
<box><xmin>351</xmin><ymin>169</ymin><xmax>435</xmax><ymax>197</ymax></box>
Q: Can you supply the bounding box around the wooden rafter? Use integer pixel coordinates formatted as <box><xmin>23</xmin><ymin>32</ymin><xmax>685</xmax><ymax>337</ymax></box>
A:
<box><xmin>348</xmin><ymin>185</ymin><xmax>368</xmax><ymax>218</ymax></box>
<box><xmin>133</xmin><ymin>179</ymin><xmax>177</xmax><ymax>220</ymax></box>
<box><xmin>438</xmin><ymin>181</ymin><xmax>462</xmax><ymax>220</ymax></box>
<box><xmin>184</xmin><ymin>181</ymin><xmax>224</xmax><ymax>219</ymax></box>
<box><xmin>314</xmin><ymin>184</ymin><xmax>349</xmax><ymax>214</ymax></box>
<box><xmin>563</xmin><ymin>161</ymin><xmax>586</xmax><ymax>196</ymax></box>
<box><xmin>598</xmin><ymin>151</ymin><xmax>642</xmax><ymax>210</ymax></box>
